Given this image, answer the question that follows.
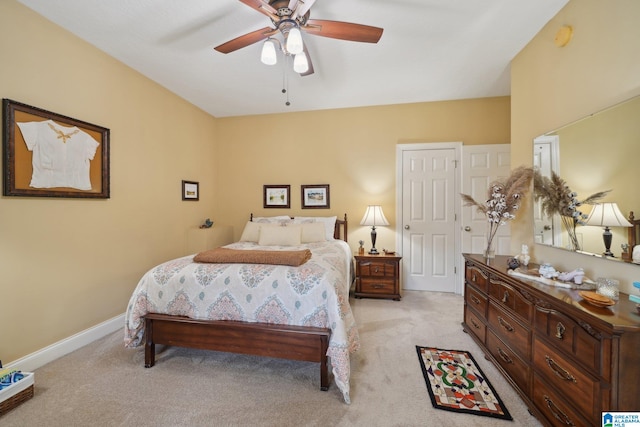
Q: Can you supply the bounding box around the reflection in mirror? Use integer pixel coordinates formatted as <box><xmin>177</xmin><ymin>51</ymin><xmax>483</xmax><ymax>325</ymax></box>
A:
<box><xmin>533</xmin><ymin>95</ymin><xmax>640</xmax><ymax>265</ymax></box>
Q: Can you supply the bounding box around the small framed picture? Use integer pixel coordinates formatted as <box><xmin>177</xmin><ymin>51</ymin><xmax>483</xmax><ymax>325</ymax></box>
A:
<box><xmin>182</xmin><ymin>180</ymin><xmax>199</xmax><ymax>201</ymax></box>
<box><xmin>263</xmin><ymin>185</ymin><xmax>290</xmax><ymax>208</ymax></box>
<box><xmin>301</xmin><ymin>184</ymin><xmax>330</xmax><ymax>209</ymax></box>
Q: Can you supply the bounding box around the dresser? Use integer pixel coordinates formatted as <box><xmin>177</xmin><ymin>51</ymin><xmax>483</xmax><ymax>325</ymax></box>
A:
<box><xmin>354</xmin><ymin>254</ymin><xmax>402</xmax><ymax>300</ymax></box>
<box><xmin>462</xmin><ymin>254</ymin><xmax>640</xmax><ymax>427</ymax></box>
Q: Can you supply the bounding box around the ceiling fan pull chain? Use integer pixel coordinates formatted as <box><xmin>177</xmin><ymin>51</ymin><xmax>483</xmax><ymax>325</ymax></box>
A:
<box><xmin>282</xmin><ymin>57</ymin><xmax>291</xmax><ymax>106</ymax></box>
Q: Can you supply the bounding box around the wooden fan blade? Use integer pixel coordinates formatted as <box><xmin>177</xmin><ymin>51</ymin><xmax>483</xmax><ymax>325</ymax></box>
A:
<box><xmin>239</xmin><ymin>0</ymin><xmax>278</xmax><ymax>20</ymax></box>
<box><xmin>300</xmin><ymin>45</ymin><xmax>314</xmax><ymax>76</ymax></box>
<box><xmin>303</xmin><ymin>19</ymin><xmax>383</xmax><ymax>43</ymax></box>
<box><xmin>214</xmin><ymin>27</ymin><xmax>276</xmax><ymax>54</ymax></box>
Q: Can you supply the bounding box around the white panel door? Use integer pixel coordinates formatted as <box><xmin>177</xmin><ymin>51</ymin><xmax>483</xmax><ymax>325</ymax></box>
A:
<box><xmin>461</xmin><ymin>145</ymin><xmax>511</xmax><ymax>256</ymax></box>
<box><xmin>401</xmin><ymin>147</ymin><xmax>458</xmax><ymax>292</ymax></box>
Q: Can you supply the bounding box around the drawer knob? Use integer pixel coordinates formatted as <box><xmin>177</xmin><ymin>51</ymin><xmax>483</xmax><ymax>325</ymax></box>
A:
<box><xmin>497</xmin><ymin>316</ymin><xmax>514</xmax><ymax>333</ymax></box>
<box><xmin>545</xmin><ymin>355</ymin><xmax>577</xmax><ymax>383</ymax></box>
<box><xmin>544</xmin><ymin>395</ymin><xmax>575</xmax><ymax>426</ymax></box>
<box><xmin>555</xmin><ymin>322</ymin><xmax>566</xmax><ymax>340</ymax></box>
<box><xmin>374</xmin><ymin>267</ymin><xmax>380</xmax><ymax>273</ymax></box>
<box><xmin>470</xmin><ymin>319</ymin><xmax>480</xmax><ymax>330</ymax></box>
<box><xmin>470</xmin><ymin>295</ymin><xmax>481</xmax><ymax>305</ymax></box>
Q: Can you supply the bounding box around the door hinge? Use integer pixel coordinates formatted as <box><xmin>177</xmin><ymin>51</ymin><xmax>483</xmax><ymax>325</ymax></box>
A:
<box><xmin>454</xmin><ymin>266</ymin><xmax>457</xmax><ymax>274</ymax></box>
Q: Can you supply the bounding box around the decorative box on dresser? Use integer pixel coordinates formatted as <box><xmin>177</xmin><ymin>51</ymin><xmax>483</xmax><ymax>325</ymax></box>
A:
<box><xmin>354</xmin><ymin>253</ymin><xmax>402</xmax><ymax>300</ymax></box>
<box><xmin>462</xmin><ymin>253</ymin><xmax>640</xmax><ymax>427</ymax></box>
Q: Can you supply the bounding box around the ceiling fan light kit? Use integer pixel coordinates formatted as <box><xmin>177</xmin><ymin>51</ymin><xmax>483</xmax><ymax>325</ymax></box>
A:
<box><xmin>215</xmin><ymin>0</ymin><xmax>384</xmax><ymax>78</ymax></box>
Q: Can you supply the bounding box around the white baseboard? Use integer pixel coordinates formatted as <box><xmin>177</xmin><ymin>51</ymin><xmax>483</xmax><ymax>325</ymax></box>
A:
<box><xmin>5</xmin><ymin>313</ymin><xmax>124</xmax><ymax>372</ymax></box>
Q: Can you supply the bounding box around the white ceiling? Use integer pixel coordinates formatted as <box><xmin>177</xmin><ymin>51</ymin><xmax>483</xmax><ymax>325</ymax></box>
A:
<box><xmin>17</xmin><ymin>0</ymin><xmax>568</xmax><ymax>118</ymax></box>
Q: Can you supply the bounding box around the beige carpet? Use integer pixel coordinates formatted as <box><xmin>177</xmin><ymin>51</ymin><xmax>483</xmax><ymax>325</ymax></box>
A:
<box><xmin>2</xmin><ymin>291</ymin><xmax>542</xmax><ymax>426</ymax></box>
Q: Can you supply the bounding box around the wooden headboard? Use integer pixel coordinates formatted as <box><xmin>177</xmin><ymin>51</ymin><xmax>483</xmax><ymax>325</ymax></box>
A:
<box><xmin>249</xmin><ymin>214</ymin><xmax>348</xmax><ymax>242</ymax></box>
<box><xmin>622</xmin><ymin>211</ymin><xmax>640</xmax><ymax>262</ymax></box>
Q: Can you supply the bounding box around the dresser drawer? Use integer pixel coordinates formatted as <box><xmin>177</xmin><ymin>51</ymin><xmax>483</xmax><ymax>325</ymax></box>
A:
<box><xmin>487</xmin><ymin>330</ymin><xmax>530</xmax><ymax>393</ymax></box>
<box><xmin>489</xmin><ymin>278</ymin><xmax>533</xmax><ymax>322</ymax></box>
<box><xmin>465</xmin><ymin>263</ymin><xmax>488</xmax><ymax>292</ymax></box>
<box><xmin>533</xmin><ymin>305</ymin><xmax>603</xmax><ymax>376</ymax></box>
<box><xmin>533</xmin><ymin>338</ymin><xmax>599</xmax><ymax>420</ymax></box>
<box><xmin>359</xmin><ymin>260</ymin><xmax>396</xmax><ymax>277</ymax></box>
<box><xmin>464</xmin><ymin>306</ymin><xmax>486</xmax><ymax>343</ymax></box>
<box><xmin>532</xmin><ymin>373</ymin><xmax>592</xmax><ymax>427</ymax></box>
<box><xmin>488</xmin><ymin>302</ymin><xmax>531</xmax><ymax>359</ymax></box>
<box><xmin>359</xmin><ymin>277</ymin><xmax>396</xmax><ymax>294</ymax></box>
<box><xmin>465</xmin><ymin>284</ymin><xmax>488</xmax><ymax>317</ymax></box>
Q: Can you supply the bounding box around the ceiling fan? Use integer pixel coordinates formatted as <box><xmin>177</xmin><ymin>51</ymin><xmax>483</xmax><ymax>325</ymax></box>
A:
<box><xmin>214</xmin><ymin>0</ymin><xmax>384</xmax><ymax>76</ymax></box>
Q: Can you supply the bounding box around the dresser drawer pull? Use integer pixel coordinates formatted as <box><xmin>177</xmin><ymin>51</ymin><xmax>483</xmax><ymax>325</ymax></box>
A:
<box><xmin>470</xmin><ymin>295</ymin><xmax>481</xmax><ymax>305</ymax></box>
<box><xmin>501</xmin><ymin>290</ymin><xmax>509</xmax><ymax>303</ymax></box>
<box><xmin>545</xmin><ymin>356</ymin><xmax>577</xmax><ymax>383</ymax></box>
<box><xmin>497</xmin><ymin>347</ymin><xmax>513</xmax><ymax>364</ymax></box>
<box><xmin>555</xmin><ymin>322</ymin><xmax>566</xmax><ymax>340</ymax></box>
<box><xmin>470</xmin><ymin>319</ymin><xmax>480</xmax><ymax>330</ymax></box>
<box><xmin>544</xmin><ymin>395</ymin><xmax>575</xmax><ymax>426</ymax></box>
<box><xmin>497</xmin><ymin>316</ymin><xmax>514</xmax><ymax>332</ymax></box>
<box><xmin>374</xmin><ymin>267</ymin><xmax>380</xmax><ymax>273</ymax></box>
<box><xmin>472</xmin><ymin>273</ymin><xmax>477</xmax><ymax>282</ymax></box>
<box><xmin>372</xmin><ymin>284</ymin><xmax>385</xmax><ymax>289</ymax></box>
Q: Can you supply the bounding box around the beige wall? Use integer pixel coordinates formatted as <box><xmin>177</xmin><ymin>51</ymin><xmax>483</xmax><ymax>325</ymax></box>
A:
<box><xmin>0</xmin><ymin>1</ymin><xmax>219</xmax><ymax>362</ymax></box>
<box><xmin>511</xmin><ymin>0</ymin><xmax>640</xmax><ymax>294</ymax></box>
<box><xmin>215</xmin><ymin>98</ymin><xmax>510</xmax><ymax>253</ymax></box>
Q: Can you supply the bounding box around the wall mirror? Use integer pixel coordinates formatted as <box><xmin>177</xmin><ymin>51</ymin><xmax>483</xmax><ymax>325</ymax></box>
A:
<box><xmin>533</xmin><ymin>95</ymin><xmax>640</xmax><ymax>265</ymax></box>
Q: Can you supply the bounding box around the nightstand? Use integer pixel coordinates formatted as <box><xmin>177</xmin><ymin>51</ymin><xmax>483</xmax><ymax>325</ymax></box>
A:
<box><xmin>354</xmin><ymin>254</ymin><xmax>402</xmax><ymax>300</ymax></box>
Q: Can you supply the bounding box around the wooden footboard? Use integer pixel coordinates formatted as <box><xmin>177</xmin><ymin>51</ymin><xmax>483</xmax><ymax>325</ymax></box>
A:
<box><xmin>143</xmin><ymin>314</ymin><xmax>332</xmax><ymax>391</ymax></box>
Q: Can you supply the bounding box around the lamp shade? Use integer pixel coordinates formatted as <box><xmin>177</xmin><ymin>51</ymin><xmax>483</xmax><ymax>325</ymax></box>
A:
<box><xmin>293</xmin><ymin>52</ymin><xmax>309</xmax><ymax>73</ymax></box>
<box><xmin>285</xmin><ymin>26</ymin><xmax>303</xmax><ymax>54</ymax></box>
<box><xmin>360</xmin><ymin>205</ymin><xmax>390</xmax><ymax>227</ymax></box>
<box><xmin>260</xmin><ymin>39</ymin><xmax>277</xmax><ymax>65</ymax></box>
<box><xmin>585</xmin><ymin>203</ymin><xmax>632</xmax><ymax>227</ymax></box>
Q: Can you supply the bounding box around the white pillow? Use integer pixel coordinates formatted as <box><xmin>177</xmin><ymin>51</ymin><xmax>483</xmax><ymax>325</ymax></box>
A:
<box><xmin>239</xmin><ymin>221</ymin><xmax>261</xmax><ymax>242</ymax></box>
<box><xmin>252</xmin><ymin>216</ymin><xmax>292</xmax><ymax>226</ymax></box>
<box><xmin>293</xmin><ymin>216</ymin><xmax>337</xmax><ymax>240</ymax></box>
<box><xmin>301</xmin><ymin>222</ymin><xmax>327</xmax><ymax>243</ymax></box>
<box><xmin>258</xmin><ymin>224</ymin><xmax>302</xmax><ymax>246</ymax></box>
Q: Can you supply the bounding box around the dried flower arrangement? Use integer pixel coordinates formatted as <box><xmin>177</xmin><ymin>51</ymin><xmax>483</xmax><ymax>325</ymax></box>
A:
<box><xmin>533</xmin><ymin>170</ymin><xmax>610</xmax><ymax>251</ymax></box>
<box><xmin>461</xmin><ymin>166</ymin><xmax>534</xmax><ymax>257</ymax></box>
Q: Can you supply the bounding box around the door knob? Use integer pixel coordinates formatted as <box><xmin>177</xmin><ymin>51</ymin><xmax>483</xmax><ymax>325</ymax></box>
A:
<box><xmin>404</xmin><ymin>225</ymin><xmax>410</xmax><ymax>230</ymax></box>
<box><xmin>464</xmin><ymin>226</ymin><xmax>471</xmax><ymax>232</ymax></box>
<box><xmin>544</xmin><ymin>225</ymin><xmax>552</xmax><ymax>230</ymax></box>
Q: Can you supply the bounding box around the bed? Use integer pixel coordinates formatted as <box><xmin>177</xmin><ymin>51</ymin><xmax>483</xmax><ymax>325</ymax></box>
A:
<box><xmin>124</xmin><ymin>214</ymin><xmax>359</xmax><ymax>403</ymax></box>
<box><xmin>622</xmin><ymin>211</ymin><xmax>640</xmax><ymax>263</ymax></box>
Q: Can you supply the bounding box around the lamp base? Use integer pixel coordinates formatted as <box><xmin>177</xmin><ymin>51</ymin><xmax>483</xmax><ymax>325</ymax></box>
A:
<box><xmin>368</xmin><ymin>248</ymin><xmax>380</xmax><ymax>255</ymax></box>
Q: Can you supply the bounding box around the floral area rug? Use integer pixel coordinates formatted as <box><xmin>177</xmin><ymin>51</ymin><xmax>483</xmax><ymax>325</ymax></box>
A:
<box><xmin>416</xmin><ymin>346</ymin><xmax>513</xmax><ymax>421</ymax></box>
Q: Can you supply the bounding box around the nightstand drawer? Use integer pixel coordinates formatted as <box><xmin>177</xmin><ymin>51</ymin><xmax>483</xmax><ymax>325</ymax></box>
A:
<box><xmin>358</xmin><ymin>261</ymin><xmax>396</xmax><ymax>277</ymax></box>
<box><xmin>360</xmin><ymin>278</ymin><xmax>396</xmax><ymax>294</ymax></box>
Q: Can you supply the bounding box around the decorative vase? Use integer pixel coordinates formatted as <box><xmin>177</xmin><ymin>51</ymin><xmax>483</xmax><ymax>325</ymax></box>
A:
<box><xmin>484</xmin><ymin>244</ymin><xmax>496</xmax><ymax>259</ymax></box>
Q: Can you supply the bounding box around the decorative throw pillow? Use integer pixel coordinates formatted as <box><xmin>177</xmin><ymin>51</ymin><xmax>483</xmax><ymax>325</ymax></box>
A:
<box><xmin>258</xmin><ymin>224</ymin><xmax>302</xmax><ymax>246</ymax></box>
<box><xmin>239</xmin><ymin>221</ymin><xmax>261</xmax><ymax>242</ymax></box>
<box><xmin>301</xmin><ymin>222</ymin><xmax>326</xmax><ymax>243</ymax></box>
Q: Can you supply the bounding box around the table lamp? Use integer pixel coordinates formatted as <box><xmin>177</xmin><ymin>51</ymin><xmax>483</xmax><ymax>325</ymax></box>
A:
<box><xmin>360</xmin><ymin>205</ymin><xmax>389</xmax><ymax>255</ymax></box>
<box><xmin>585</xmin><ymin>202</ymin><xmax>632</xmax><ymax>257</ymax></box>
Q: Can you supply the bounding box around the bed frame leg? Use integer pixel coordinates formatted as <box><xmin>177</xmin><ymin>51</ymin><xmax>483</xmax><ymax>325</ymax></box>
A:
<box><xmin>320</xmin><ymin>334</ymin><xmax>329</xmax><ymax>391</ymax></box>
<box><xmin>144</xmin><ymin>316</ymin><xmax>155</xmax><ymax>368</ymax></box>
